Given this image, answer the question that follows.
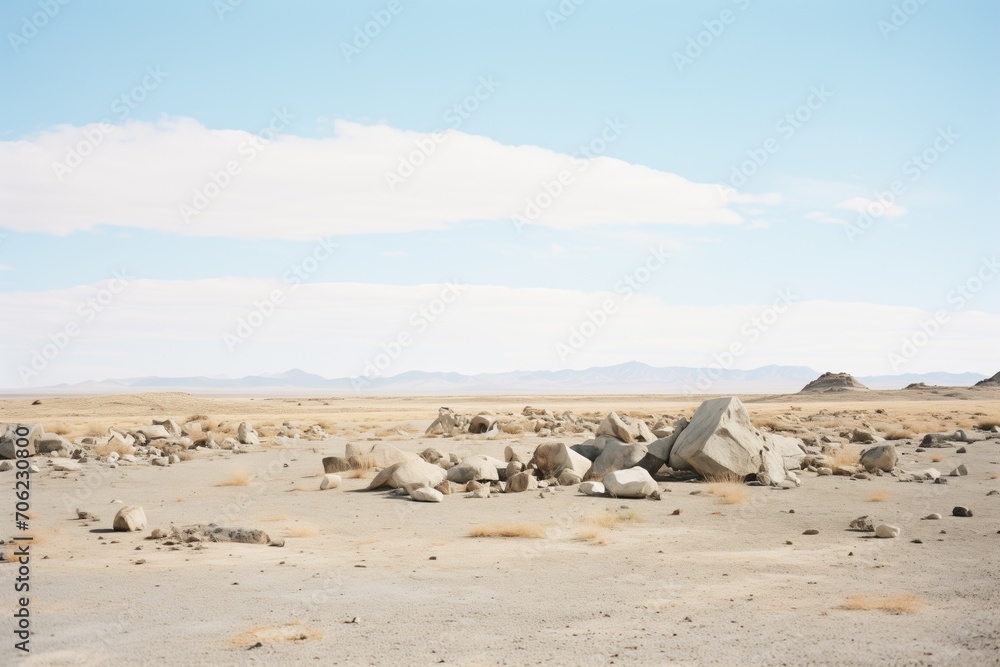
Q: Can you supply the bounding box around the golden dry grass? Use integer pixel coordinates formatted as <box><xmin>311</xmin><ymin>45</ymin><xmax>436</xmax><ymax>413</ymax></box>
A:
<box><xmin>346</xmin><ymin>469</ymin><xmax>374</xmax><ymax>479</ymax></box>
<box><xmin>977</xmin><ymin>418</ymin><xmax>1000</xmax><ymax>430</ymax></box>
<box><xmin>501</xmin><ymin>422</ymin><xmax>526</xmax><ymax>435</ymax></box>
<box><xmin>931</xmin><ymin>454</ymin><xmax>944</xmax><ymax>463</ymax></box>
<box><xmin>94</xmin><ymin>440</ymin><xmax>135</xmax><ymax>457</ymax></box>
<box><xmin>260</xmin><ymin>515</ymin><xmax>287</xmax><ymax>522</ymax></box>
<box><xmin>867</xmin><ymin>489</ymin><xmax>889</xmax><ymax>502</ymax></box>
<box><xmin>989</xmin><ymin>473</ymin><xmax>1000</xmax><ymax>480</ymax></box>
<box><xmin>215</xmin><ymin>470</ymin><xmax>252</xmax><ymax>487</ymax></box>
<box><xmin>885</xmin><ymin>429</ymin><xmax>914</xmax><ymax>440</ymax></box>
<box><xmin>588</xmin><ymin>509</ymin><xmax>642</xmax><ymax>529</ymax></box>
<box><xmin>232</xmin><ymin>621</ymin><xmax>323</xmax><ymax>647</ymax></box>
<box><xmin>468</xmin><ymin>523</ymin><xmax>545</xmax><ymax>538</ymax></box>
<box><xmin>706</xmin><ymin>482</ymin><xmax>749</xmax><ymax>505</ymax></box>
<box><xmin>842</xmin><ymin>594</ymin><xmax>925</xmax><ymax>614</ymax></box>
<box><xmin>575</xmin><ymin>527</ymin><xmax>608</xmax><ymax>545</ymax></box>
<box><xmin>827</xmin><ymin>445</ymin><xmax>862</xmax><ymax>467</ymax></box>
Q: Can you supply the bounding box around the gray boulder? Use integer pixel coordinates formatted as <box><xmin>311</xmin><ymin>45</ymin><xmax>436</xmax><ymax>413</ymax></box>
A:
<box><xmin>859</xmin><ymin>444</ymin><xmax>898</xmax><ymax>473</ymax></box>
<box><xmin>603</xmin><ymin>467</ymin><xmax>657</xmax><ymax>498</ymax></box>
<box><xmin>1</xmin><ymin>424</ymin><xmax>43</xmax><ymax>459</ymax></box>
<box><xmin>668</xmin><ymin>397</ymin><xmax>772</xmax><ymax>479</ymax></box>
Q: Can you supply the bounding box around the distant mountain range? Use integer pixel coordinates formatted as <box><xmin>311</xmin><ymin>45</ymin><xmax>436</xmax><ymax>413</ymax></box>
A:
<box><xmin>3</xmin><ymin>363</ymin><xmax>990</xmax><ymax>396</ymax></box>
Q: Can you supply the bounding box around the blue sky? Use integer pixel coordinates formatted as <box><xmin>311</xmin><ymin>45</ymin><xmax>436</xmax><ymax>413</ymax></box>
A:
<box><xmin>0</xmin><ymin>0</ymin><xmax>997</xmax><ymax>387</ymax></box>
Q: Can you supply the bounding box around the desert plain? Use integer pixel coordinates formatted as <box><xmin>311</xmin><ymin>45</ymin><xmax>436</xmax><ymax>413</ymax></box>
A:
<box><xmin>1</xmin><ymin>386</ymin><xmax>999</xmax><ymax>666</ymax></box>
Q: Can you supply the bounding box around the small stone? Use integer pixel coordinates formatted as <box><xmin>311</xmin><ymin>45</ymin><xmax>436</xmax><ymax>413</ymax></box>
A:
<box><xmin>949</xmin><ymin>464</ymin><xmax>968</xmax><ymax>477</ymax></box>
<box><xmin>987</xmin><ymin>490</ymin><xmax>999</xmax><ymax>496</ymax></box>
<box><xmin>0</xmin><ymin>461</ymin><xmax>13</xmax><ymax>472</ymax></box>
<box><xmin>168</xmin><ymin>454</ymin><xmax>180</xmax><ymax>464</ymax></box>
<box><xmin>28</xmin><ymin>464</ymin><xmax>39</xmax><ymax>473</ymax></box>
<box><xmin>150</xmin><ymin>528</ymin><xmax>166</xmax><ymax>539</ymax></box>
<box><xmin>817</xmin><ymin>467</ymin><xmax>833</xmax><ymax>476</ymax></box>
<box><xmin>803</xmin><ymin>529</ymin><xmax>819</xmax><ymax>535</ymax></box>
<box><xmin>671</xmin><ymin>509</ymin><xmax>681</xmax><ymax>515</ymax></box>
<box><xmin>911</xmin><ymin>539</ymin><xmax>923</xmax><ymax>544</ymax></box>
<box><xmin>934</xmin><ymin>477</ymin><xmax>948</xmax><ymax>484</ymax></box>
<box><xmin>468</xmin><ymin>486</ymin><xmax>490</xmax><ymax>499</ymax></box>
<box><xmin>952</xmin><ymin>506</ymin><xmax>972</xmax><ymax>517</ymax></box>
<box><xmin>874</xmin><ymin>524</ymin><xmax>901</xmax><ymax>538</ymax></box>
<box><xmin>956</xmin><ymin>446</ymin><xmax>967</xmax><ymax>454</ymax></box>
<box><xmin>922</xmin><ymin>513</ymin><xmax>942</xmax><ymax>520</ymax></box>
<box><xmin>319</xmin><ymin>474</ymin><xmax>341</xmax><ymax>491</ymax></box>
<box><xmin>151</xmin><ymin>457</ymin><xmax>169</xmax><ymax>467</ymax></box>
<box><xmin>578</xmin><ymin>481</ymin><xmax>605</xmax><ymax>496</ymax></box>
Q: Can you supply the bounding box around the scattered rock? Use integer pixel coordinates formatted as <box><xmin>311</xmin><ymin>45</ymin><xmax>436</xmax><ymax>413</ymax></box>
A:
<box><xmin>578</xmin><ymin>481</ymin><xmax>605</xmax><ymax>496</ymax></box>
<box><xmin>530</xmin><ymin>442</ymin><xmax>592</xmax><ymax>481</ymax></box>
<box><xmin>446</xmin><ymin>455</ymin><xmax>501</xmax><ymax>484</ymax></box>
<box><xmin>150</xmin><ymin>528</ymin><xmax>166</xmax><ymax>539</ymax></box>
<box><xmin>52</xmin><ymin>459</ymin><xmax>82</xmax><ymax>472</ymax></box>
<box><xmin>874</xmin><ymin>524</ymin><xmax>901</xmax><ymax>538</ymax></box>
<box><xmin>410</xmin><ymin>487</ymin><xmax>444</xmax><ymax>503</ymax></box>
<box><xmin>151</xmin><ymin>457</ymin><xmax>169</xmax><ymax>467</ymax></box>
<box><xmin>956</xmin><ymin>446</ymin><xmax>967</xmax><ymax>454</ymax></box>
<box><xmin>923</xmin><ymin>513</ymin><xmax>942</xmax><ymax>520</ymax></box>
<box><xmin>368</xmin><ymin>459</ymin><xmax>448</xmax><ymax>491</ymax></box>
<box><xmin>949</xmin><ymin>464</ymin><xmax>969</xmax><ymax>477</ymax></box>
<box><xmin>602</xmin><ymin>467</ymin><xmax>657</xmax><ymax>499</ymax></box>
<box><xmin>952</xmin><ymin>506</ymin><xmax>973</xmax><ymax>517</ymax></box>
<box><xmin>320</xmin><ymin>474</ymin><xmax>341</xmax><ymax>490</ymax></box>
<box><xmin>803</xmin><ymin>529</ymin><xmax>819</xmax><ymax>535</ymax></box>
<box><xmin>174</xmin><ymin>524</ymin><xmax>272</xmax><ymax>544</ymax></box>
<box><xmin>237</xmin><ymin>422</ymin><xmax>259</xmax><ymax>446</ymax></box>
<box><xmin>859</xmin><ymin>444</ymin><xmax>898</xmax><ymax>473</ymax></box>
<box><xmin>849</xmin><ymin>516</ymin><xmax>875</xmax><ymax>532</ymax></box>
<box><xmin>113</xmin><ymin>506</ymin><xmax>147</xmax><ymax>532</ymax></box>
<box><xmin>505</xmin><ymin>471</ymin><xmax>538</xmax><ymax>493</ymax></box>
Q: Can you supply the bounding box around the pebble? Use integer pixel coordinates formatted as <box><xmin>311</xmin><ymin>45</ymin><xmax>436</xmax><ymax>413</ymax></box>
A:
<box><xmin>949</xmin><ymin>464</ymin><xmax>968</xmax><ymax>477</ymax></box>
<box><xmin>952</xmin><ymin>506</ymin><xmax>973</xmax><ymax>517</ymax></box>
<box><xmin>671</xmin><ymin>509</ymin><xmax>681</xmax><ymax>516</ymax></box>
<box><xmin>934</xmin><ymin>477</ymin><xmax>948</xmax><ymax>484</ymax></box>
<box><xmin>803</xmin><ymin>529</ymin><xmax>819</xmax><ymax>535</ymax></box>
<box><xmin>956</xmin><ymin>446</ymin><xmax>967</xmax><ymax>454</ymax></box>
<box><xmin>151</xmin><ymin>457</ymin><xmax>169</xmax><ymax>467</ymax></box>
<box><xmin>911</xmin><ymin>539</ymin><xmax>923</xmax><ymax>544</ymax></box>
<box><xmin>988</xmin><ymin>490</ymin><xmax>999</xmax><ymax>496</ymax></box>
<box><xmin>922</xmin><ymin>513</ymin><xmax>942</xmax><ymax>520</ymax></box>
<box><xmin>150</xmin><ymin>528</ymin><xmax>166</xmax><ymax>539</ymax></box>
<box><xmin>319</xmin><ymin>474</ymin><xmax>341</xmax><ymax>491</ymax></box>
<box><xmin>817</xmin><ymin>467</ymin><xmax>833</xmax><ymax>476</ymax></box>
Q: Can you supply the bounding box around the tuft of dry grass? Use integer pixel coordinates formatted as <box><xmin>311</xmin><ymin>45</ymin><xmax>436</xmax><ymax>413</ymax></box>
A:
<box><xmin>501</xmin><ymin>422</ymin><xmax>526</xmax><ymax>435</ymax></box>
<box><xmin>346</xmin><ymin>468</ymin><xmax>374</xmax><ymax>479</ymax></box>
<box><xmin>260</xmin><ymin>515</ymin><xmax>286</xmax><ymax>522</ymax></box>
<box><xmin>842</xmin><ymin>594</ymin><xmax>925</xmax><ymax>614</ymax></box>
<box><xmin>930</xmin><ymin>454</ymin><xmax>944</xmax><ymax>463</ymax></box>
<box><xmin>867</xmin><ymin>489</ymin><xmax>889</xmax><ymax>502</ymax></box>
<box><xmin>989</xmin><ymin>473</ymin><xmax>1000</xmax><ymax>480</ymax></box>
<box><xmin>827</xmin><ymin>445</ymin><xmax>862</xmax><ymax>467</ymax></box>
<box><xmin>232</xmin><ymin>622</ymin><xmax>323</xmax><ymax>647</ymax></box>
<box><xmin>588</xmin><ymin>509</ymin><xmax>642</xmax><ymax>529</ymax></box>
<box><xmin>468</xmin><ymin>523</ymin><xmax>545</xmax><ymax>539</ymax></box>
<box><xmin>176</xmin><ymin>450</ymin><xmax>193</xmax><ymax>462</ymax></box>
<box><xmin>216</xmin><ymin>470</ymin><xmax>252</xmax><ymax>487</ymax></box>
<box><xmin>94</xmin><ymin>440</ymin><xmax>135</xmax><ymax>457</ymax></box>
<box><xmin>575</xmin><ymin>527</ymin><xmax>608</xmax><ymax>545</ymax></box>
<box><xmin>885</xmin><ymin>429</ymin><xmax>914</xmax><ymax>441</ymax></box>
<box><xmin>46</xmin><ymin>422</ymin><xmax>71</xmax><ymax>436</ymax></box>
<box><xmin>706</xmin><ymin>482</ymin><xmax>749</xmax><ymax>505</ymax></box>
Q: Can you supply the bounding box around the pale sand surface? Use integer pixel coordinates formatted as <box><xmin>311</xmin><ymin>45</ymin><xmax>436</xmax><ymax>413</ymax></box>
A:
<box><xmin>1</xmin><ymin>391</ymin><xmax>998</xmax><ymax>666</ymax></box>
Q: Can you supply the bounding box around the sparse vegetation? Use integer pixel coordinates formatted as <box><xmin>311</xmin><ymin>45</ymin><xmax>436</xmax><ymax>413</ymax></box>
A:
<box><xmin>931</xmin><ymin>454</ymin><xmax>944</xmax><ymax>463</ymax></box>
<box><xmin>575</xmin><ymin>527</ymin><xmax>608</xmax><ymax>545</ymax></box>
<box><xmin>233</xmin><ymin>622</ymin><xmax>323</xmax><ymax>646</ymax></box>
<box><xmin>216</xmin><ymin>470</ymin><xmax>252</xmax><ymax>487</ymax></box>
<box><xmin>867</xmin><ymin>489</ymin><xmax>889</xmax><ymax>502</ymax></box>
<box><xmin>885</xmin><ymin>429</ymin><xmax>914</xmax><ymax>440</ymax></box>
<box><xmin>842</xmin><ymin>594</ymin><xmax>925</xmax><ymax>614</ymax></box>
<box><xmin>588</xmin><ymin>509</ymin><xmax>642</xmax><ymax>529</ymax></box>
<box><xmin>94</xmin><ymin>440</ymin><xmax>136</xmax><ymax>457</ymax></box>
<box><xmin>468</xmin><ymin>523</ymin><xmax>545</xmax><ymax>538</ymax></box>
<box><xmin>285</xmin><ymin>525</ymin><xmax>320</xmax><ymax>538</ymax></box>
<box><xmin>977</xmin><ymin>418</ymin><xmax>1000</xmax><ymax>431</ymax></box>
<box><xmin>826</xmin><ymin>444</ymin><xmax>862</xmax><ymax>467</ymax></box>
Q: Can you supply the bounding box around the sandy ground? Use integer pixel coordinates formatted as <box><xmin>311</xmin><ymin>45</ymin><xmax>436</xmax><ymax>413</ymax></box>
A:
<box><xmin>1</xmin><ymin>391</ymin><xmax>999</xmax><ymax>666</ymax></box>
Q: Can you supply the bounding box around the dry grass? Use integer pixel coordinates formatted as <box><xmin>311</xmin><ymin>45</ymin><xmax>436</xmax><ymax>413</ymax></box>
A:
<box><xmin>46</xmin><ymin>421</ymin><xmax>71</xmax><ymax>436</ymax></box>
<box><xmin>261</xmin><ymin>515</ymin><xmax>287</xmax><ymax>522</ymax></box>
<box><xmin>575</xmin><ymin>527</ymin><xmax>608</xmax><ymax>545</ymax></box>
<box><xmin>468</xmin><ymin>522</ymin><xmax>545</xmax><ymax>538</ymax></box>
<box><xmin>215</xmin><ymin>470</ymin><xmax>252</xmax><ymax>487</ymax></box>
<box><xmin>706</xmin><ymin>482</ymin><xmax>749</xmax><ymax>505</ymax></box>
<box><xmin>842</xmin><ymin>594</ymin><xmax>925</xmax><ymax>614</ymax></box>
<box><xmin>588</xmin><ymin>509</ymin><xmax>642</xmax><ymax>529</ymax></box>
<box><xmin>94</xmin><ymin>440</ymin><xmax>135</xmax><ymax>457</ymax></box>
<box><xmin>989</xmin><ymin>473</ymin><xmax>1000</xmax><ymax>480</ymax></box>
<box><xmin>232</xmin><ymin>622</ymin><xmax>323</xmax><ymax>647</ymax></box>
<box><xmin>826</xmin><ymin>444</ymin><xmax>862</xmax><ymax>467</ymax></box>
<box><xmin>501</xmin><ymin>421</ymin><xmax>526</xmax><ymax>435</ymax></box>
<box><xmin>867</xmin><ymin>489</ymin><xmax>889</xmax><ymax>502</ymax></box>
<box><xmin>176</xmin><ymin>450</ymin><xmax>193</xmax><ymax>462</ymax></box>
<box><xmin>977</xmin><ymin>418</ymin><xmax>1000</xmax><ymax>430</ymax></box>
<box><xmin>885</xmin><ymin>429</ymin><xmax>914</xmax><ymax>440</ymax></box>
<box><xmin>285</xmin><ymin>525</ymin><xmax>320</xmax><ymax>538</ymax></box>
<box><xmin>931</xmin><ymin>454</ymin><xmax>944</xmax><ymax>463</ymax></box>
<box><xmin>346</xmin><ymin>469</ymin><xmax>374</xmax><ymax>479</ymax></box>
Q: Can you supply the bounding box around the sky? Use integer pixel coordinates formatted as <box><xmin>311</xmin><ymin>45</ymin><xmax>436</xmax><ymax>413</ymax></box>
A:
<box><xmin>0</xmin><ymin>0</ymin><xmax>998</xmax><ymax>388</ymax></box>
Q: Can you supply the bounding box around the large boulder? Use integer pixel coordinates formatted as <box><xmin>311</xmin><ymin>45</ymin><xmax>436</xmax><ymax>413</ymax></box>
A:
<box><xmin>153</xmin><ymin>419</ymin><xmax>182</xmax><ymax>438</ymax></box>
<box><xmin>446</xmin><ymin>455</ymin><xmax>501</xmax><ymax>484</ymax></box>
<box><xmin>668</xmin><ymin>397</ymin><xmax>773</xmax><ymax>479</ymax></box>
<box><xmin>367</xmin><ymin>459</ymin><xmax>447</xmax><ymax>490</ymax></box>
<box><xmin>425</xmin><ymin>407</ymin><xmax>461</xmax><ymax>436</ymax></box>
<box><xmin>638</xmin><ymin>417</ymin><xmax>690</xmax><ymax>475</ymax></box>
<box><xmin>0</xmin><ymin>424</ymin><xmax>42</xmax><ymax>459</ymax></box>
<box><xmin>764</xmin><ymin>433</ymin><xmax>807</xmax><ymax>471</ymax></box>
<box><xmin>589</xmin><ymin>438</ymin><xmax>649</xmax><ymax>480</ymax></box>
<box><xmin>603</xmin><ymin>467</ymin><xmax>657</xmax><ymax>498</ymax></box>
<box><xmin>529</xmin><ymin>442</ymin><xmax>592</xmax><ymax>480</ymax></box>
<box><xmin>859</xmin><ymin>444</ymin><xmax>898</xmax><ymax>473</ymax></box>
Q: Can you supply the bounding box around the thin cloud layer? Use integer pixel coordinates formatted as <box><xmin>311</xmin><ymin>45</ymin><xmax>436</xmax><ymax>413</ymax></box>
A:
<box><xmin>0</xmin><ymin>119</ymin><xmax>758</xmax><ymax>239</ymax></box>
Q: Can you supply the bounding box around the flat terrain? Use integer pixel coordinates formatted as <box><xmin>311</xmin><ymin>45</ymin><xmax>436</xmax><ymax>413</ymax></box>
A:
<box><xmin>1</xmin><ymin>390</ymin><xmax>999</xmax><ymax>666</ymax></box>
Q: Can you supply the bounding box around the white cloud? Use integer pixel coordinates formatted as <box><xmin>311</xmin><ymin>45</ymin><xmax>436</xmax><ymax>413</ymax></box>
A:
<box><xmin>803</xmin><ymin>211</ymin><xmax>848</xmax><ymax>225</ymax></box>
<box><xmin>1</xmin><ymin>278</ymin><xmax>995</xmax><ymax>387</ymax></box>
<box><xmin>0</xmin><ymin>119</ymin><xmax>764</xmax><ymax>240</ymax></box>
<box><xmin>836</xmin><ymin>197</ymin><xmax>907</xmax><ymax>218</ymax></box>
<box><xmin>0</xmin><ymin>264</ymin><xmax>14</xmax><ymax>271</ymax></box>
